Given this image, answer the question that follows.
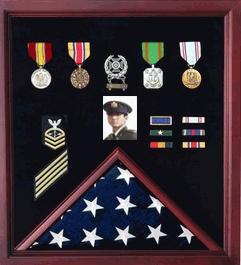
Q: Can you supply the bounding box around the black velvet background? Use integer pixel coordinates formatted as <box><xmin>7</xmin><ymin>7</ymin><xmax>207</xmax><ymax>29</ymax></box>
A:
<box><xmin>10</xmin><ymin>17</ymin><xmax>224</xmax><ymax>248</ymax></box>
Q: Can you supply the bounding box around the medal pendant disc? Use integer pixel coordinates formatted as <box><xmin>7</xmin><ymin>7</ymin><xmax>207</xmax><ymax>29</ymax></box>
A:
<box><xmin>70</xmin><ymin>67</ymin><xmax>90</xmax><ymax>89</ymax></box>
<box><xmin>182</xmin><ymin>68</ymin><xmax>201</xmax><ymax>89</ymax></box>
<box><xmin>31</xmin><ymin>68</ymin><xmax>51</xmax><ymax>89</ymax></box>
<box><xmin>143</xmin><ymin>66</ymin><xmax>163</xmax><ymax>89</ymax></box>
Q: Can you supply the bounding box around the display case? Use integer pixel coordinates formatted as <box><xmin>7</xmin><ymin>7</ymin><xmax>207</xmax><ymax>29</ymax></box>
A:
<box><xmin>0</xmin><ymin>1</ymin><xmax>240</xmax><ymax>265</ymax></box>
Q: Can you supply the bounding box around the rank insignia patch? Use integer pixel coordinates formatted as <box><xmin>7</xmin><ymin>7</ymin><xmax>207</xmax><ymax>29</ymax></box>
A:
<box><xmin>42</xmin><ymin>115</ymin><xmax>67</xmax><ymax>150</ymax></box>
<box><xmin>34</xmin><ymin>149</ymin><xmax>68</xmax><ymax>200</ymax></box>
<box><xmin>150</xmin><ymin>116</ymin><xmax>172</xmax><ymax>126</ymax></box>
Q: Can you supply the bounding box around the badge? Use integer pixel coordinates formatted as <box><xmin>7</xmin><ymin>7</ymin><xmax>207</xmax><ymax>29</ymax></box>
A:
<box><xmin>28</xmin><ymin>42</ymin><xmax>52</xmax><ymax>89</ymax></box>
<box><xmin>104</xmin><ymin>55</ymin><xmax>128</xmax><ymax>91</ymax></box>
<box><xmin>149</xmin><ymin>130</ymin><xmax>172</xmax><ymax>136</ymax></box>
<box><xmin>44</xmin><ymin>119</ymin><xmax>66</xmax><ymax>150</ymax></box>
<box><xmin>179</xmin><ymin>41</ymin><xmax>202</xmax><ymax>89</ymax></box>
<box><xmin>142</xmin><ymin>42</ymin><xmax>164</xmax><ymax>89</ymax></box>
<box><xmin>68</xmin><ymin>42</ymin><xmax>90</xmax><ymax>89</ymax></box>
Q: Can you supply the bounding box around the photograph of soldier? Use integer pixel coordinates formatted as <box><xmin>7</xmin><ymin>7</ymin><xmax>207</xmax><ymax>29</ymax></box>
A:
<box><xmin>103</xmin><ymin>97</ymin><xmax>137</xmax><ymax>140</ymax></box>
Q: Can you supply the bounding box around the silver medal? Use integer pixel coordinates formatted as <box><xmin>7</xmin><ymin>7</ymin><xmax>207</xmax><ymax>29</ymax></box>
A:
<box><xmin>31</xmin><ymin>68</ymin><xmax>51</xmax><ymax>89</ymax></box>
<box><xmin>104</xmin><ymin>55</ymin><xmax>128</xmax><ymax>91</ymax></box>
<box><xmin>143</xmin><ymin>65</ymin><xmax>163</xmax><ymax>89</ymax></box>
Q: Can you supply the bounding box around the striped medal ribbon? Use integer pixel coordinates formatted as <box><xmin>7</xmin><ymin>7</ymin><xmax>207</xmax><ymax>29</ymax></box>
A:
<box><xmin>179</xmin><ymin>41</ymin><xmax>202</xmax><ymax>89</ymax></box>
<box><xmin>28</xmin><ymin>42</ymin><xmax>52</xmax><ymax>89</ymax></box>
<box><xmin>142</xmin><ymin>42</ymin><xmax>164</xmax><ymax>89</ymax></box>
<box><xmin>68</xmin><ymin>42</ymin><xmax>90</xmax><ymax>89</ymax></box>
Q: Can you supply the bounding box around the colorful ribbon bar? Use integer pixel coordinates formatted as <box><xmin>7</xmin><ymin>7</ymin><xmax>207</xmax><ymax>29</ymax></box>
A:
<box><xmin>182</xmin><ymin>117</ymin><xmax>205</xmax><ymax>124</ymax></box>
<box><xmin>179</xmin><ymin>41</ymin><xmax>201</xmax><ymax>66</ymax></box>
<box><xmin>150</xmin><ymin>116</ymin><xmax>172</xmax><ymax>126</ymax></box>
<box><xmin>150</xmin><ymin>142</ymin><xmax>173</xmax><ymax>149</ymax></box>
<box><xmin>142</xmin><ymin>42</ymin><xmax>164</xmax><ymax>65</ymax></box>
<box><xmin>28</xmin><ymin>42</ymin><xmax>53</xmax><ymax>66</ymax></box>
<box><xmin>68</xmin><ymin>42</ymin><xmax>90</xmax><ymax>65</ymax></box>
<box><xmin>182</xmin><ymin>129</ymin><xmax>205</xmax><ymax>136</ymax></box>
<box><xmin>149</xmin><ymin>130</ymin><xmax>172</xmax><ymax>136</ymax></box>
<box><xmin>182</xmin><ymin>142</ymin><xmax>205</xmax><ymax>149</ymax></box>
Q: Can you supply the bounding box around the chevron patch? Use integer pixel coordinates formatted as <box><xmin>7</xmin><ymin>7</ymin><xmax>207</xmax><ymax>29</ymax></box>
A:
<box><xmin>34</xmin><ymin>150</ymin><xmax>68</xmax><ymax>199</ymax></box>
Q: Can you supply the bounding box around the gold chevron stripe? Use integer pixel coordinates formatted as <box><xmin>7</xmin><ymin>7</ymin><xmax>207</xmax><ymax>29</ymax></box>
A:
<box><xmin>35</xmin><ymin>161</ymin><xmax>68</xmax><ymax>192</ymax></box>
<box><xmin>45</xmin><ymin>137</ymin><xmax>65</xmax><ymax>146</ymax></box>
<box><xmin>35</xmin><ymin>167</ymin><xmax>68</xmax><ymax>199</ymax></box>
<box><xmin>35</xmin><ymin>157</ymin><xmax>68</xmax><ymax>187</ymax></box>
<box><xmin>44</xmin><ymin>142</ymin><xmax>66</xmax><ymax>150</ymax></box>
<box><xmin>35</xmin><ymin>150</ymin><xmax>67</xmax><ymax>181</ymax></box>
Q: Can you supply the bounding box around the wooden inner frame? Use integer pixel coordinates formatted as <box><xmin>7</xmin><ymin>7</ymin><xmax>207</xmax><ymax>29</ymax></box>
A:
<box><xmin>0</xmin><ymin>1</ymin><xmax>240</xmax><ymax>265</ymax></box>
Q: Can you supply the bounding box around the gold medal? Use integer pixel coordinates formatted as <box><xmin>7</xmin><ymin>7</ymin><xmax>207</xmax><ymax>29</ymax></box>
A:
<box><xmin>70</xmin><ymin>66</ymin><xmax>90</xmax><ymax>89</ymax></box>
<box><xmin>182</xmin><ymin>68</ymin><xmax>201</xmax><ymax>89</ymax></box>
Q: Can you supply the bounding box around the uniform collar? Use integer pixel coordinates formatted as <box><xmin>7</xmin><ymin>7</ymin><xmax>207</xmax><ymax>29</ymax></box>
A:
<box><xmin>113</xmin><ymin>125</ymin><xmax>127</xmax><ymax>136</ymax></box>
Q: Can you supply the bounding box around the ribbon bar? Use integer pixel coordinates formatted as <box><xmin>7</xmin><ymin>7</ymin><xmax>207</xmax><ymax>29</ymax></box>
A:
<box><xmin>182</xmin><ymin>117</ymin><xmax>205</xmax><ymax>124</ymax></box>
<box><xmin>182</xmin><ymin>129</ymin><xmax>205</xmax><ymax>136</ymax></box>
<box><xmin>149</xmin><ymin>130</ymin><xmax>172</xmax><ymax>136</ymax></box>
<box><xmin>150</xmin><ymin>116</ymin><xmax>172</xmax><ymax>126</ymax></box>
<box><xmin>150</xmin><ymin>142</ymin><xmax>173</xmax><ymax>149</ymax></box>
<box><xmin>182</xmin><ymin>142</ymin><xmax>205</xmax><ymax>149</ymax></box>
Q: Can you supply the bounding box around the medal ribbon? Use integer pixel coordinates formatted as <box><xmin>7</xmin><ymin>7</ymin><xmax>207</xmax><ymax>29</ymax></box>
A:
<box><xmin>142</xmin><ymin>42</ymin><xmax>164</xmax><ymax>65</ymax></box>
<box><xmin>28</xmin><ymin>42</ymin><xmax>52</xmax><ymax>67</ymax></box>
<box><xmin>179</xmin><ymin>41</ymin><xmax>201</xmax><ymax>66</ymax></box>
<box><xmin>68</xmin><ymin>42</ymin><xmax>90</xmax><ymax>65</ymax></box>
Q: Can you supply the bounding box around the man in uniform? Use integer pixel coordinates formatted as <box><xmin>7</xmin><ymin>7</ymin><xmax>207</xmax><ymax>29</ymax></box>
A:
<box><xmin>103</xmin><ymin>100</ymin><xmax>137</xmax><ymax>140</ymax></box>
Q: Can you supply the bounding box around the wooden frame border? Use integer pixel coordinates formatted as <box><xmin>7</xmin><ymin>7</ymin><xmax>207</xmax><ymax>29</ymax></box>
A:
<box><xmin>0</xmin><ymin>1</ymin><xmax>240</xmax><ymax>265</ymax></box>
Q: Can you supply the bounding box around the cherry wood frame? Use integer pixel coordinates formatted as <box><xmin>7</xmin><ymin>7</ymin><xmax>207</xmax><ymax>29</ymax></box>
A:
<box><xmin>0</xmin><ymin>1</ymin><xmax>240</xmax><ymax>265</ymax></box>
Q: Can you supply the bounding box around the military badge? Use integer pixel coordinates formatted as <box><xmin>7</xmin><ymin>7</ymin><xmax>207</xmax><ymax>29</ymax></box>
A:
<box><xmin>28</xmin><ymin>42</ymin><xmax>52</xmax><ymax>89</ymax></box>
<box><xmin>104</xmin><ymin>55</ymin><xmax>128</xmax><ymax>91</ymax></box>
<box><xmin>42</xmin><ymin>115</ymin><xmax>67</xmax><ymax>150</ymax></box>
<box><xmin>68</xmin><ymin>42</ymin><xmax>90</xmax><ymax>89</ymax></box>
<box><xmin>179</xmin><ymin>42</ymin><xmax>202</xmax><ymax>89</ymax></box>
<box><xmin>142</xmin><ymin>42</ymin><xmax>164</xmax><ymax>89</ymax></box>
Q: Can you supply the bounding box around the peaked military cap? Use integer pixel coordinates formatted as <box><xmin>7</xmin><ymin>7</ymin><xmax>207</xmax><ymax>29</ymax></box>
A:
<box><xmin>103</xmin><ymin>101</ymin><xmax>132</xmax><ymax>115</ymax></box>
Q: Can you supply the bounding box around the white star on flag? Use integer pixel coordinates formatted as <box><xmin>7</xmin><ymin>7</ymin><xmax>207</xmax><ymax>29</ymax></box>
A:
<box><xmin>158</xmin><ymin>130</ymin><xmax>163</xmax><ymax>135</ymax></box>
<box><xmin>115</xmin><ymin>226</ymin><xmax>135</xmax><ymax>245</ymax></box>
<box><xmin>82</xmin><ymin>228</ymin><xmax>103</xmax><ymax>247</ymax></box>
<box><xmin>148</xmin><ymin>195</ymin><xmax>165</xmax><ymax>214</ymax></box>
<box><xmin>49</xmin><ymin>229</ymin><xmax>70</xmax><ymax>248</ymax></box>
<box><xmin>115</xmin><ymin>195</ymin><xmax>136</xmax><ymax>215</ymax></box>
<box><xmin>83</xmin><ymin>197</ymin><xmax>104</xmax><ymax>217</ymax></box>
<box><xmin>94</xmin><ymin>177</ymin><xmax>105</xmax><ymax>188</ymax></box>
<box><xmin>146</xmin><ymin>224</ymin><xmax>167</xmax><ymax>244</ymax></box>
<box><xmin>178</xmin><ymin>225</ymin><xmax>194</xmax><ymax>244</ymax></box>
<box><xmin>116</xmin><ymin>167</ymin><xmax>135</xmax><ymax>185</ymax></box>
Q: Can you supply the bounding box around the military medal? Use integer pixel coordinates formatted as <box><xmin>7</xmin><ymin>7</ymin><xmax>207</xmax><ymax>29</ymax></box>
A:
<box><xmin>142</xmin><ymin>42</ymin><xmax>164</xmax><ymax>89</ymax></box>
<box><xmin>28</xmin><ymin>42</ymin><xmax>52</xmax><ymax>89</ymax></box>
<box><xmin>104</xmin><ymin>55</ymin><xmax>128</xmax><ymax>91</ymax></box>
<box><xmin>179</xmin><ymin>41</ymin><xmax>202</xmax><ymax>89</ymax></box>
<box><xmin>68</xmin><ymin>42</ymin><xmax>90</xmax><ymax>89</ymax></box>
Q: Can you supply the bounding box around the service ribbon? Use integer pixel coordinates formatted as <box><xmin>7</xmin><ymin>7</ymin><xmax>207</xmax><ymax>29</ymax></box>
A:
<box><xmin>142</xmin><ymin>42</ymin><xmax>164</xmax><ymax>65</ymax></box>
<box><xmin>28</xmin><ymin>42</ymin><xmax>52</xmax><ymax>67</ymax></box>
<box><xmin>179</xmin><ymin>41</ymin><xmax>201</xmax><ymax>66</ymax></box>
<box><xmin>68</xmin><ymin>42</ymin><xmax>90</xmax><ymax>65</ymax></box>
